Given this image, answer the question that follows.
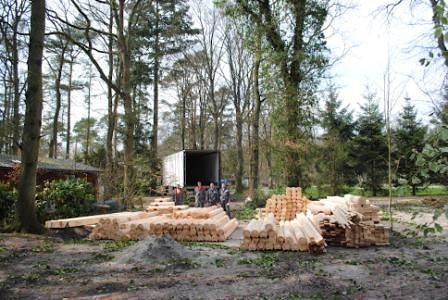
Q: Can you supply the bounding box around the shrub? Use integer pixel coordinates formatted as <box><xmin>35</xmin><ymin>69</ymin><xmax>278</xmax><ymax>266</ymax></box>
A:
<box><xmin>37</xmin><ymin>178</ymin><xmax>96</xmax><ymax>221</ymax></box>
<box><xmin>0</xmin><ymin>182</ymin><xmax>16</xmax><ymax>227</ymax></box>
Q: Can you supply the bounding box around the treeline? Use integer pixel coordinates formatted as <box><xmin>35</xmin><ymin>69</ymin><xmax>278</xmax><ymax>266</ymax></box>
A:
<box><xmin>0</xmin><ymin>0</ymin><xmax>447</xmax><ymax>208</ymax></box>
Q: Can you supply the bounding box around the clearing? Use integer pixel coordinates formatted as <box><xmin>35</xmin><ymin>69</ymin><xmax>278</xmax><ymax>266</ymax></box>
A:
<box><xmin>0</xmin><ymin>196</ymin><xmax>447</xmax><ymax>300</ymax></box>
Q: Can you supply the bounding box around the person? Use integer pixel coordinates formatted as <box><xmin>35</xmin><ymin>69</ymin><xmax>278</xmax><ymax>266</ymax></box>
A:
<box><xmin>172</xmin><ymin>184</ymin><xmax>184</xmax><ymax>205</ymax></box>
<box><xmin>206</xmin><ymin>182</ymin><xmax>219</xmax><ymax>206</ymax></box>
<box><xmin>220</xmin><ymin>182</ymin><xmax>231</xmax><ymax>217</ymax></box>
<box><xmin>194</xmin><ymin>181</ymin><xmax>206</xmax><ymax>207</ymax></box>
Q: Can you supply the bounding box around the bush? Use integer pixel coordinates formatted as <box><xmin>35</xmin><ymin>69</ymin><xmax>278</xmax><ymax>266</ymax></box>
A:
<box><xmin>0</xmin><ymin>182</ymin><xmax>16</xmax><ymax>227</ymax></box>
<box><xmin>37</xmin><ymin>178</ymin><xmax>96</xmax><ymax>221</ymax></box>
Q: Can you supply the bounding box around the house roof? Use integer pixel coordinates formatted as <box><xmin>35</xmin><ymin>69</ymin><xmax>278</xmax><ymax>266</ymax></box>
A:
<box><xmin>0</xmin><ymin>154</ymin><xmax>99</xmax><ymax>173</ymax></box>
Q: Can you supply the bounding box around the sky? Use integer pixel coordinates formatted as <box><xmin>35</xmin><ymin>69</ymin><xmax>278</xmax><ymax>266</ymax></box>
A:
<box><xmin>63</xmin><ymin>0</ymin><xmax>445</xmax><ymax>132</ymax></box>
<box><xmin>325</xmin><ymin>0</ymin><xmax>444</xmax><ymax>124</ymax></box>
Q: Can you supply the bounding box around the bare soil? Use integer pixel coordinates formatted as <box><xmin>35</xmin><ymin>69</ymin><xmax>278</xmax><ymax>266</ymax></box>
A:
<box><xmin>0</xmin><ymin>197</ymin><xmax>447</xmax><ymax>300</ymax></box>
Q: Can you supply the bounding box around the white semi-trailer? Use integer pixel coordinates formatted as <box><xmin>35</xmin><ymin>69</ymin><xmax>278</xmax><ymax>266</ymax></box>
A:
<box><xmin>162</xmin><ymin>150</ymin><xmax>221</xmax><ymax>188</ymax></box>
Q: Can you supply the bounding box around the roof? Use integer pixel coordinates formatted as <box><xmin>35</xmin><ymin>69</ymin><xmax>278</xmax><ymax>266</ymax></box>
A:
<box><xmin>0</xmin><ymin>154</ymin><xmax>99</xmax><ymax>172</ymax></box>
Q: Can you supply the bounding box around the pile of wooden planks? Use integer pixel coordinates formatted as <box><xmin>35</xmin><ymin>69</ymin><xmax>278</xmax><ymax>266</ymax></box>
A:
<box><xmin>172</xmin><ymin>206</ymin><xmax>223</xmax><ymax>219</ymax></box>
<box><xmin>45</xmin><ymin>211</ymin><xmax>152</xmax><ymax>229</ymax></box>
<box><xmin>143</xmin><ymin>196</ymin><xmax>189</xmax><ymax>214</ymax></box>
<box><xmin>240</xmin><ymin>212</ymin><xmax>326</xmax><ymax>252</ymax></box>
<box><xmin>45</xmin><ymin>204</ymin><xmax>238</xmax><ymax>242</ymax></box>
<box><xmin>83</xmin><ymin>206</ymin><xmax>238</xmax><ymax>242</ymax></box>
<box><xmin>264</xmin><ymin>187</ymin><xmax>310</xmax><ymax>221</ymax></box>
<box><xmin>308</xmin><ymin>194</ymin><xmax>390</xmax><ymax>247</ymax></box>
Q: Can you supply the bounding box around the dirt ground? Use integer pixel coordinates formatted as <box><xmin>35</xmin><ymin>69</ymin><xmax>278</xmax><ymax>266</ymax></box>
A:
<box><xmin>1</xmin><ymin>197</ymin><xmax>447</xmax><ymax>300</ymax></box>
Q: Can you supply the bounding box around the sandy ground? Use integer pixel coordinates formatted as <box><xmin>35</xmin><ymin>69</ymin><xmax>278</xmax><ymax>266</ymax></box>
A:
<box><xmin>0</xmin><ymin>196</ymin><xmax>447</xmax><ymax>300</ymax></box>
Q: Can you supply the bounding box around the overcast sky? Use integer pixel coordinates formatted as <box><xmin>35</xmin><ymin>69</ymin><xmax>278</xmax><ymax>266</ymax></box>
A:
<box><xmin>326</xmin><ymin>0</ymin><xmax>443</xmax><ymax>124</ymax></box>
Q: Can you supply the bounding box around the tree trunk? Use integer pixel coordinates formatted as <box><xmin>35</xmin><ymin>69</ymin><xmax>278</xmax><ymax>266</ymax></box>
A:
<box><xmin>65</xmin><ymin>59</ymin><xmax>74</xmax><ymax>159</ymax></box>
<box><xmin>85</xmin><ymin>65</ymin><xmax>92</xmax><ymax>162</ymax></box>
<box><xmin>16</xmin><ymin>0</ymin><xmax>46</xmax><ymax>234</ymax></box>
<box><xmin>49</xmin><ymin>44</ymin><xmax>66</xmax><ymax>159</ymax></box>
<box><xmin>151</xmin><ymin>0</ymin><xmax>160</xmax><ymax>164</ymax></box>
<box><xmin>12</xmin><ymin>28</ymin><xmax>20</xmax><ymax>156</ymax></box>
<box><xmin>115</xmin><ymin>0</ymin><xmax>135</xmax><ymax>208</ymax></box>
<box><xmin>104</xmin><ymin>5</ymin><xmax>115</xmax><ymax>200</ymax></box>
<box><xmin>249</xmin><ymin>41</ymin><xmax>261</xmax><ymax>197</ymax></box>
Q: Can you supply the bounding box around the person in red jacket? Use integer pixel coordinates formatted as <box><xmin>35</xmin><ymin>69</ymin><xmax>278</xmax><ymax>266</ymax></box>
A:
<box><xmin>172</xmin><ymin>184</ymin><xmax>184</xmax><ymax>205</ymax></box>
<box><xmin>194</xmin><ymin>181</ymin><xmax>206</xmax><ymax>207</ymax></box>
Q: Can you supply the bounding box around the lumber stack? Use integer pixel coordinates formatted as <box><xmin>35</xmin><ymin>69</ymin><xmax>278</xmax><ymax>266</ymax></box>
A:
<box><xmin>265</xmin><ymin>187</ymin><xmax>310</xmax><ymax>221</ymax></box>
<box><xmin>240</xmin><ymin>213</ymin><xmax>326</xmax><ymax>252</ymax></box>
<box><xmin>309</xmin><ymin>195</ymin><xmax>390</xmax><ymax>247</ymax></box>
<box><xmin>45</xmin><ymin>211</ymin><xmax>153</xmax><ymax>229</ymax></box>
<box><xmin>172</xmin><ymin>206</ymin><xmax>223</xmax><ymax>219</ymax></box>
<box><xmin>88</xmin><ymin>207</ymin><xmax>238</xmax><ymax>242</ymax></box>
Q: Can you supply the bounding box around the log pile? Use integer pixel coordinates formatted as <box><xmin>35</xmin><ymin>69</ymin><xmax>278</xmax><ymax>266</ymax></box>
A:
<box><xmin>309</xmin><ymin>195</ymin><xmax>390</xmax><ymax>247</ymax></box>
<box><xmin>264</xmin><ymin>187</ymin><xmax>310</xmax><ymax>221</ymax></box>
<box><xmin>45</xmin><ymin>211</ymin><xmax>153</xmax><ymax>229</ymax></box>
<box><xmin>240</xmin><ymin>212</ymin><xmax>326</xmax><ymax>252</ymax></box>
<box><xmin>88</xmin><ymin>206</ymin><xmax>238</xmax><ymax>242</ymax></box>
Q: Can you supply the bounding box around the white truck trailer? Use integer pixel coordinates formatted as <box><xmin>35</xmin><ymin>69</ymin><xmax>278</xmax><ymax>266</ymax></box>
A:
<box><xmin>162</xmin><ymin>150</ymin><xmax>221</xmax><ymax>188</ymax></box>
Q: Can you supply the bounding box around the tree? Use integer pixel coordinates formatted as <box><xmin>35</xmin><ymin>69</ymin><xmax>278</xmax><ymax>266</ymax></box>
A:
<box><xmin>224</xmin><ymin>19</ymin><xmax>251</xmax><ymax>193</ymax></box>
<box><xmin>16</xmin><ymin>0</ymin><xmax>46</xmax><ymax>233</ymax></box>
<box><xmin>226</xmin><ymin>0</ymin><xmax>329</xmax><ymax>186</ymax></box>
<box><xmin>350</xmin><ymin>91</ymin><xmax>388</xmax><ymax>196</ymax></box>
<box><xmin>0</xmin><ymin>0</ymin><xmax>29</xmax><ymax>155</ymax></box>
<box><xmin>394</xmin><ymin>97</ymin><xmax>427</xmax><ymax>195</ymax></box>
<box><xmin>317</xmin><ymin>85</ymin><xmax>354</xmax><ymax>195</ymax></box>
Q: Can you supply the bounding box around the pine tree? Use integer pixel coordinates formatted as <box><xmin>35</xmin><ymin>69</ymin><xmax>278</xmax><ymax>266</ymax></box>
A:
<box><xmin>350</xmin><ymin>91</ymin><xmax>388</xmax><ymax>196</ymax></box>
<box><xmin>394</xmin><ymin>97</ymin><xmax>427</xmax><ymax>195</ymax></box>
<box><xmin>318</xmin><ymin>86</ymin><xmax>354</xmax><ymax>195</ymax></box>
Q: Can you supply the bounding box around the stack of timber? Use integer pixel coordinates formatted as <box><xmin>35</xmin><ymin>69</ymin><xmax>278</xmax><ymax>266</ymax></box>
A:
<box><xmin>172</xmin><ymin>206</ymin><xmax>223</xmax><ymax>219</ymax></box>
<box><xmin>144</xmin><ymin>196</ymin><xmax>189</xmax><ymax>214</ymax></box>
<box><xmin>264</xmin><ymin>187</ymin><xmax>310</xmax><ymax>221</ymax></box>
<box><xmin>45</xmin><ymin>211</ymin><xmax>153</xmax><ymax>229</ymax></box>
<box><xmin>240</xmin><ymin>212</ymin><xmax>326</xmax><ymax>252</ymax></box>
<box><xmin>309</xmin><ymin>194</ymin><xmax>390</xmax><ymax>247</ymax></box>
<box><xmin>88</xmin><ymin>206</ymin><xmax>238</xmax><ymax>241</ymax></box>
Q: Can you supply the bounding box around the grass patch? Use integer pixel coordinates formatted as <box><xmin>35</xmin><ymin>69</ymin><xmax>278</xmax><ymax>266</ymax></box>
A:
<box><xmin>214</xmin><ymin>258</ymin><xmax>225</xmax><ymax>267</ymax></box>
<box><xmin>102</xmin><ymin>240</ymin><xmax>137</xmax><ymax>252</ymax></box>
<box><xmin>233</xmin><ymin>207</ymin><xmax>257</xmax><ymax>220</ymax></box>
<box><xmin>179</xmin><ymin>241</ymin><xmax>231</xmax><ymax>250</ymax></box>
<box><xmin>238</xmin><ymin>252</ymin><xmax>279</xmax><ymax>268</ymax></box>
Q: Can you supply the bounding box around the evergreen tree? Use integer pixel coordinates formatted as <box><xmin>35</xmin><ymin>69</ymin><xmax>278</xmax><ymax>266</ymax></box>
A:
<box><xmin>394</xmin><ymin>97</ymin><xmax>427</xmax><ymax>195</ymax></box>
<box><xmin>350</xmin><ymin>91</ymin><xmax>387</xmax><ymax>196</ymax></box>
<box><xmin>317</xmin><ymin>86</ymin><xmax>354</xmax><ymax>195</ymax></box>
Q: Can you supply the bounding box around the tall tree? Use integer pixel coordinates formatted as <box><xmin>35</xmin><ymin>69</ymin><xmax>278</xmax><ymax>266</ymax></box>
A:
<box><xmin>394</xmin><ymin>97</ymin><xmax>427</xmax><ymax>195</ymax></box>
<box><xmin>224</xmin><ymin>20</ymin><xmax>251</xmax><ymax>193</ymax></box>
<box><xmin>318</xmin><ymin>85</ymin><xmax>354</xmax><ymax>195</ymax></box>
<box><xmin>16</xmin><ymin>0</ymin><xmax>45</xmax><ymax>233</ymax></box>
<box><xmin>0</xmin><ymin>0</ymin><xmax>29</xmax><ymax>155</ymax></box>
<box><xmin>350</xmin><ymin>91</ymin><xmax>388</xmax><ymax>196</ymax></box>
<box><xmin>227</xmin><ymin>0</ymin><xmax>329</xmax><ymax>186</ymax></box>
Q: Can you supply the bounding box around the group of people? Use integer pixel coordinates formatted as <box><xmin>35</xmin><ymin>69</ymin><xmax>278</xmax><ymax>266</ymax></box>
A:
<box><xmin>171</xmin><ymin>181</ymin><xmax>231</xmax><ymax>217</ymax></box>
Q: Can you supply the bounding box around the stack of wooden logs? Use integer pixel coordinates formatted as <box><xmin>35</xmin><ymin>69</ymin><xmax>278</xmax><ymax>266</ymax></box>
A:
<box><xmin>308</xmin><ymin>194</ymin><xmax>389</xmax><ymax>247</ymax></box>
<box><xmin>61</xmin><ymin>206</ymin><xmax>239</xmax><ymax>242</ymax></box>
<box><xmin>143</xmin><ymin>196</ymin><xmax>189</xmax><ymax>214</ymax></box>
<box><xmin>264</xmin><ymin>187</ymin><xmax>310</xmax><ymax>221</ymax></box>
<box><xmin>240</xmin><ymin>212</ymin><xmax>326</xmax><ymax>252</ymax></box>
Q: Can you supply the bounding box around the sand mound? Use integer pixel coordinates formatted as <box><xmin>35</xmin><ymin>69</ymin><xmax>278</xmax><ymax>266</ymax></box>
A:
<box><xmin>115</xmin><ymin>235</ymin><xmax>195</xmax><ymax>264</ymax></box>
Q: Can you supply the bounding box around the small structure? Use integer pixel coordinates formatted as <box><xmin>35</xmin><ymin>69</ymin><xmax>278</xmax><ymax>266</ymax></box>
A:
<box><xmin>0</xmin><ymin>154</ymin><xmax>99</xmax><ymax>189</ymax></box>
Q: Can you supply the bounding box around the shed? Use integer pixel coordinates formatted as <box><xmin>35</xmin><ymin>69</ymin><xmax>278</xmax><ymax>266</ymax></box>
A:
<box><xmin>0</xmin><ymin>154</ymin><xmax>99</xmax><ymax>190</ymax></box>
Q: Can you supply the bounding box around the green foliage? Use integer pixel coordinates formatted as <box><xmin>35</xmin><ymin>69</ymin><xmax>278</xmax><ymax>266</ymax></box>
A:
<box><xmin>238</xmin><ymin>252</ymin><xmax>279</xmax><ymax>268</ymax></box>
<box><xmin>0</xmin><ymin>182</ymin><xmax>16</xmax><ymax>227</ymax></box>
<box><xmin>37</xmin><ymin>178</ymin><xmax>96</xmax><ymax>221</ymax></box>
<box><xmin>316</xmin><ymin>86</ymin><xmax>355</xmax><ymax>195</ymax></box>
<box><xmin>233</xmin><ymin>207</ymin><xmax>257</xmax><ymax>220</ymax></box>
<box><xmin>349</xmin><ymin>91</ymin><xmax>388</xmax><ymax>196</ymax></box>
<box><xmin>414</xmin><ymin>124</ymin><xmax>448</xmax><ymax>185</ymax></box>
<box><xmin>393</xmin><ymin>98</ymin><xmax>427</xmax><ymax>195</ymax></box>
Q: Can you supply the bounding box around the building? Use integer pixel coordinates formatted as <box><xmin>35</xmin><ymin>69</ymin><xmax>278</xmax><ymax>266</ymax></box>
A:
<box><xmin>0</xmin><ymin>154</ymin><xmax>99</xmax><ymax>190</ymax></box>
